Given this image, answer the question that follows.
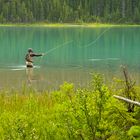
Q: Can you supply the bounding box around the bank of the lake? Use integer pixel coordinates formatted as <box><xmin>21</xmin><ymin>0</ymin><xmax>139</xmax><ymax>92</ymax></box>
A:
<box><xmin>0</xmin><ymin>23</ymin><xmax>140</xmax><ymax>27</ymax></box>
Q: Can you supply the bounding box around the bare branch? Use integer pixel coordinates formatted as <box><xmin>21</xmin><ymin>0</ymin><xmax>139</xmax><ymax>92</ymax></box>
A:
<box><xmin>113</xmin><ymin>95</ymin><xmax>140</xmax><ymax>107</ymax></box>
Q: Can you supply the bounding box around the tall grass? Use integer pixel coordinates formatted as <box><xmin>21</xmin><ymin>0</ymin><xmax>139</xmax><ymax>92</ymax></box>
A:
<box><xmin>0</xmin><ymin>74</ymin><xmax>139</xmax><ymax>140</ymax></box>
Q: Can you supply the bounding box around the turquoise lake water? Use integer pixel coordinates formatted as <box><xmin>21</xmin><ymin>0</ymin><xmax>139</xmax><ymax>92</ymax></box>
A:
<box><xmin>0</xmin><ymin>26</ymin><xmax>140</xmax><ymax>90</ymax></box>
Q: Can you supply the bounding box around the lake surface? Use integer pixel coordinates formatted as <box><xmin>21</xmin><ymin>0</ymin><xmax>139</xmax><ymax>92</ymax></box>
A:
<box><xmin>0</xmin><ymin>26</ymin><xmax>140</xmax><ymax>90</ymax></box>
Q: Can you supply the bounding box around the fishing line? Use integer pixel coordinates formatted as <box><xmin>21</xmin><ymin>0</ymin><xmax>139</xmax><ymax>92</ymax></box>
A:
<box><xmin>40</xmin><ymin>18</ymin><xmax>122</xmax><ymax>67</ymax></box>
<box><xmin>84</xmin><ymin>28</ymin><xmax>112</xmax><ymax>48</ymax></box>
<box><xmin>44</xmin><ymin>40</ymin><xmax>73</xmax><ymax>55</ymax></box>
<box><xmin>84</xmin><ymin>18</ymin><xmax>122</xmax><ymax>48</ymax></box>
<box><xmin>39</xmin><ymin>40</ymin><xmax>73</xmax><ymax>63</ymax></box>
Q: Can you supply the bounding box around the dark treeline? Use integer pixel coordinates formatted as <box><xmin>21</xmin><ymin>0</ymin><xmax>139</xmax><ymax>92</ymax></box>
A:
<box><xmin>0</xmin><ymin>0</ymin><xmax>140</xmax><ymax>23</ymax></box>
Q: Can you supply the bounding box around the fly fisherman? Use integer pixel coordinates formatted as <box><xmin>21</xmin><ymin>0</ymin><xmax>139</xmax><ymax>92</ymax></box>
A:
<box><xmin>25</xmin><ymin>48</ymin><xmax>44</xmax><ymax>68</ymax></box>
<box><xmin>25</xmin><ymin>48</ymin><xmax>44</xmax><ymax>85</ymax></box>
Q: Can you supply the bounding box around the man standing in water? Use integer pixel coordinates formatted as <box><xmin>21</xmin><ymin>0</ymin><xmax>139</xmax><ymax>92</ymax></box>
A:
<box><xmin>25</xmin><ymin>48</ymin><xmax>44</xmax><ymax>84</ymax></box>
<box><xmin>25</xmin><ymin>48</ymin><xmax>44</xmax><ymax>68</ymax></box>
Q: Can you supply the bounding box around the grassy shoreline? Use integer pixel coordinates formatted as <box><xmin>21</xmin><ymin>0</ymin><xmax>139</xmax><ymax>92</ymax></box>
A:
<box><xmin>0</xmin><ymin>22</ymin><xmax>140</xmax><ymax>27</ymax></box>
<box><xmin>0</xmin><ymin>76</ymin><xmax>139</xmax><ymax>140</ymax></box>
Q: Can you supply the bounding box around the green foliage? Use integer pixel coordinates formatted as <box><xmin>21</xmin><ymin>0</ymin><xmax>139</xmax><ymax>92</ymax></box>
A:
<box><xmin>0</xmin><ymin>0</ymin><xmax>140</xmax><ymax>23</ymax></box>
<box><xmin>128</xmin><ymin>126</ymin><xmax>140</xmax><ymax>139</ymax></box>
<box><xmin>0</xmin><ymin>74</ymin><xmax>139</xmax><ymax>139</ymax></box>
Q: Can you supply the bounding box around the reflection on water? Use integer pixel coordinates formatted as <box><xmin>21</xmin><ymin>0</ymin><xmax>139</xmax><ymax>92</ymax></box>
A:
<box><xmin>0</xmin><ymin>66</ymin><xmax>92</xmax><ymax>90</ymax></box>
<box><xmin>26</xmin><ymin>67</ymin><xmax>33</xmax><ymax>86</ymax></box>
<box><xmin>0</xmin><ymin>26</ymin><xmax>140</xmax><ymax>90</ymax></box>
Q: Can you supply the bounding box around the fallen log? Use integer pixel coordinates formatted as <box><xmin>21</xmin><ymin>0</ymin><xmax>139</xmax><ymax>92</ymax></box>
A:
<box><xmin>113</xmin><ymin>95</ymin><xmax>140</xmax><ymax>107</ymax></box>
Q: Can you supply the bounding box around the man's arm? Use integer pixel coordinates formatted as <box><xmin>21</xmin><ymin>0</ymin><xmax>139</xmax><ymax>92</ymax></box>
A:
<box><xmin>30</xmin><ymin>53</ymin><xmax>43</xmax><ymax>57</ymax></box>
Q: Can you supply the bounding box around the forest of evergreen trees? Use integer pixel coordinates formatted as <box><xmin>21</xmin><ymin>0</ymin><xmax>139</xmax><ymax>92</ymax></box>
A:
<box><xmin>0</xmin><ymin>0</ymin><xmax>140</xmax><ymax>23</ymax></box>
